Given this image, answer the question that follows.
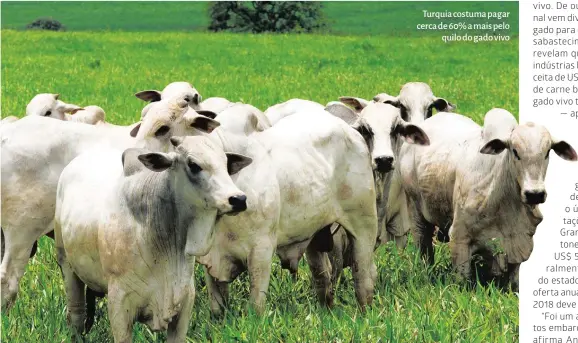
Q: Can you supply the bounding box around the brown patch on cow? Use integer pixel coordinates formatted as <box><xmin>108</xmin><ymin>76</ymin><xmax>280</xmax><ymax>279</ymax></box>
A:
<box><xmin>286</xmin><ymin>185</ymin><xmax>301</xmax><ymax>204</ymax></box>
<box><xmin>338</xmin><ymin>183</ymin><xmax>353</xmax><ymax>200</ymax></box>
<box><xmin>226</xmin><ymin>231</ymin><xmax>238</xmax><ymax>242</ymax></box>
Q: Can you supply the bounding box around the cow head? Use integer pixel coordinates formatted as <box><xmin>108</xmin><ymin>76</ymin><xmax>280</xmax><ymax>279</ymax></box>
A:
<box><xmin>480</xmin><ymin>109</ymin><xmax>577</xmax><ymax>205</ymax></box>
<box><xmin>213</xmin><ymin>104</ymin><xmax>271</xmax><ymax>136</ymax></box>
<box><xmin>340</xmin><ymin>102</ymin><xmax>430</xmax><ymax>175</ymax></box>
<box><xmin>25</xmin><ymin>93</ymin><xmax>84</xmax><ymax>120</ymax></box>
<box><xmin>380</xmin><ymin>82</ymin><xmax>455</xmax><ymax>123</ymax></box>
<box><xmin>125</xmin><ymin>136</ymin><xmax>251</xmax><ymax>255</ymax></box>
<box><xmin>130</xmin><ymin>94</ymin><xmax>220</xmax><ymax>152</ymax></box>
<box><xmin>337</xmin><ymin>82</ymin><xmax>455</xmax><ymax>124</ymax></box>
<box><xmin>135</xmin><ymin>81</ymin><xmax>202</xmax><ymax>118</ymax></box>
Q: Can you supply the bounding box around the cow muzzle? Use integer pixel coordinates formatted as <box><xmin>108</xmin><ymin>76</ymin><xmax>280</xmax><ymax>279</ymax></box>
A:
<box><xmin>523</xmin><ymin>190</ymin><xmax>547</xmax><ymax>205</ymax></box>
<box><xmin>374</xmin><ymin>156</ymin><xmax>394</xmax><ymax>173</ymax></box>
<box><xmin>227</xmin><ymin>194</ymin><xmax>247</xmax><ymax>215</ymax></box>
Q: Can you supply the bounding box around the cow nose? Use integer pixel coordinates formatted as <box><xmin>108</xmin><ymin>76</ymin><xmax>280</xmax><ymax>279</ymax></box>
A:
<box><xmin>374</xmin><ymin>156</ymin><xmax>394</xmax><ymax>173</ymax></box>
<box><xmin>228</xmin><ymin>194</ymin><xmax>247</xmax><ymax>212</ymax></box>
<box><xmin>524</xmin><ymin>190</ymin><xmax>546</xmax><ymax>205</ymax></box>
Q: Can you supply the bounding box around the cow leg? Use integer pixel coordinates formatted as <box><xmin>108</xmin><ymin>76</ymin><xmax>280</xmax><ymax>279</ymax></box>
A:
<box><xmin>167</xmin><ymin>287</ymin><xmax>194</xmax><ymax>342</ymax></box>
<box><xmin>247</xmin><ymin>239</ymin><xmax>274</xmax><ymax>315</ymax></box>
<box><xmin>449</xmin><ymin>223</ymin><xmax>472</xmax><ymax>282</ymax></box>
<box><xmin>408</xmin><ymin>202</ymin><xmax>435</xmax><ymax>265</ymax></box>
<box><xmin>56</xmin><ymin>244</ymin><xmax>86</xmax><ymax>338</ymax></box>
<box><xmin>85</xmin><ymin>288</ymin><xmax>98</xmax><ymax>333</ymax></box>
<box><xmin>339</xmin><ymin>215</ymin><xmax>377</xmax><ymax>310</ymax></box>
<box><xmin>0</xmin><ymin>227</ymin><xmax>36</xmax><ymax>310</ymax></box>
<box><xmin>1</xmin><ymin>229</ymin><xmax>4</xmax><ymax>262</ymax></box>
<box><xmin>305</xmin><ymin>245</ymin><xmax>333</xmax><ymax>307</ymax></box>
<box><xmin>203</xmin><ymin>266</ymin><xmax>229</xmax><ymax>318</ymax></box>
<box><xmin>328</xmin><ymin>227</ymin><xmax>347</xmax><ymax>286</ymax></box>
<box><xmin>107</xmin><ymin>285</ymin><xmax>134</xmax><ymax>343</ymax></box>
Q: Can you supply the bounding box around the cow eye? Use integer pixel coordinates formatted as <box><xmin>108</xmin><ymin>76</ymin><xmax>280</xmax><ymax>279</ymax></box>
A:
<box><xmin>44</xmin><ymin>110</ymin><xmax>52</xmax><ymax>116</ymax></box>
<box><xmin>512</xmin><ymin>148</ymin><xmax>521</xmax><ymax>160</ymax></box>
<box><xmin>154</xmin><ymin>125</ymin><xmax>170</xmax><ymax>137</ymax></box>
<box><xmin>188</xmin><ymin>161</ymin><xmax>202</xmax><ymax>174</ymax></box>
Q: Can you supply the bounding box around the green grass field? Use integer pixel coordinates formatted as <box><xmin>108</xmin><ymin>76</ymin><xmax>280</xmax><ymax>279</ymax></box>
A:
<box><xmin>1</xmin><ymin>2</ymin><xmax>519</xmax><ymax>342</ymax></box>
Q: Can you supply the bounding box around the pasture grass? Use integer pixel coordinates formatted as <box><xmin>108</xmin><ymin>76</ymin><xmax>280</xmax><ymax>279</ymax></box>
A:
<box><xmin>1</xmin><ymin>30</ymin><xmax>519</xmax><ymax>342</ymax></box>
<box><xmin>1</xmin><ymin>1</ymin><xmax>519</xmax><ymax>36</ymax></box>
<box><xmin>1</xmin><ymin>31</ymin><xmax>518</xmax><ymax>123</ymax></box>
<box><xmin>2</xmin><ymin>237</ymin><xmax>518</xmax><ymax>342</ymax></box>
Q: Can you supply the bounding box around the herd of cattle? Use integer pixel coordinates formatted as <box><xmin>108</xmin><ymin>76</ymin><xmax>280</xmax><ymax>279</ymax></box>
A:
<box><xmin>1</xmin><ymin>81</ymin><xmax>576</xmax><ymax>341</ymax></box>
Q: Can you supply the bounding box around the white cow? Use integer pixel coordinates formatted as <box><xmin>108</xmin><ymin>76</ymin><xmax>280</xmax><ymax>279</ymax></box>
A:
<box><xmin>199</xmin><ymin>107</ymin><xmax>378</xmax><ymax>315</ymax></box>
<box><xmin>0</xmin><ymin>95</ymin><xmax>220</xmax><ymax>309</ymax></box>
<box><xmin>399</xmin><ymin>109</ymin><xmax>577</xmax><ymax>289</ymax></box>
<box><xmin>318</xmin><ymin>103</ymin><xmax>430</xmax><ymax>284</ymax></box>
<box><xmin>264</xmin><ymin>98</ymin><xmax>324</xmax><ymax>125</ymax></box>
<box><xmin>55</xmin><ymin>137</ymin><xmax>251</xmax><ymax>341</ymax></box>
<box><xmin>338</xmin><ymin>82</ymin><xmax>455</xmax><ymax>124</ymax></box>
<box><xmin>3</xmin><ymin>95</ymin><xmax>104</xmax><ymax>125</ymax></box>
<box><xmin>24</xmin><ymin>94</ymin><xmax>106</xmax><ymax>124</ymax></box>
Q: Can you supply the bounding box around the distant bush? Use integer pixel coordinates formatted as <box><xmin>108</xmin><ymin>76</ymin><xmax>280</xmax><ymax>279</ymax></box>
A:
<box><xmin>208</xmin><ymin>1</ymin><xmax>326</xmax><ymax>33</ymax></box>
<box><xmin>26</xmin><ymin>18</ymin><xmax>65</xmax><ymax>31</ymax></box>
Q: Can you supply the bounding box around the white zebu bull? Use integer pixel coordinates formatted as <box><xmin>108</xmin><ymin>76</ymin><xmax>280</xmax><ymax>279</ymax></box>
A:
<box><xmin>0</xmin><ymin>95</ymin><xmax>219</xmax><ymax>310</ymax></box>
<box><xmin>320</xmin><ymin>83</ymin><xmax>454</xmax><ymax>284</ymax></box>
<box><xmin>319</xmin><ymin>102</ymin><xmax>430</xmax><ymax>284</ymax></box>
<box><xmin>199</xmin><ymin>107</ymin><xmax>378</xmax><ymax>315</ymax></box>
<box><xmin>399</xmin><ymin>109</ymin><xmax>577</xmax><ymax>289</ymax></box>
<box><xmin>55</xmin><ymin>137</ymin><xmax>251</xmax><ymax>341</ymax></box>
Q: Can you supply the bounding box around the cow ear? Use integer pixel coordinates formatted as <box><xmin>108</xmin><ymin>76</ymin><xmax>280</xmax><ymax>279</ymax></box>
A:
<box><xmin>432</xmin><ymin>98</ymin><xmax>456</xmax><ymax>112</ymax></box>
<box><xmin>480</xmin><ymin>139</ymin><xmax>508</xmax><ymax>155</ymax></box>
<box><xmin>190</xmin><ymin>116</ymin><xmax>220</xmax><ymax>133</ymax></box>
<box><xmin>196</xmin><ymin>110</ymin><xmax>217</xmax><ymax>119</ymax></box>
<box><xmin>138</xmin><ymin>152</ymin><xmax>174</xmax><ymax>172</ymax></box>
<box><xmin>226</xmin><ymin>153</ymin><xmax>252</xmax><ymax>175</ymax></box>
<box><xmin>325</xmin><ymin>102</ymin><xmax>359</xmax><ymax>125</ymax></box>
<box><xmin>135</xmin><ymin>90</ymin><xmax>162</xmax><ymax>102</ymax></box>
<box><xmin>398</xmin><ymin>122</ymin><xmax>430</xmax><ymax>145</ymax></box>
<box><xmin>339</xmin><ymin>97</ymin><xmax>369</xmax><ymax>112</ymax></box>
<box><xmin>58</xmin><ymin>101</ymin><xmax>84</xmax><ymax>114</ymax></box>
<box><xmin>552</xmin><ymin>140</ymin><xmax>578</xmax><ymax>161</ymax></box>
<box><xmin>129</xmin><ymin>122</ymin><xmax>142</xmax><ymax>137</ymax></box>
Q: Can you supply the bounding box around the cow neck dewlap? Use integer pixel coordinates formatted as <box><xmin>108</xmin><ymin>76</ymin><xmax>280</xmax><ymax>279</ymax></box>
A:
<box><xmin>481</xmin><ymin>151</ymin><xmax>521</xmax><ymax>210</ymax></box>
<box><xmin>121</xmin><ymin>170</ymin><xmax>191</xmax><ymax>257</ymax></box>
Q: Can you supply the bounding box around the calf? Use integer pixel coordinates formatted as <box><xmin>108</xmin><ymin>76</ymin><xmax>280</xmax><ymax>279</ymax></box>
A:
<box><xmin>399</xmin><ymin>109</ymin><xmax>577</xmax><ymax>289</ymax></box>
<box><xmin>55</xmin><ymin>137</ymin><xmax>250</xmax><ymax>341</ymax></box>
<box><xmin>0</xmin><ymin>95</ymin><xmax>219</xmax><ymax>309</ymax></box>
<box><xmin>200</xmin><ymin>108</ymin><xmax>378</xmax><ymax>315</ymax></box>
